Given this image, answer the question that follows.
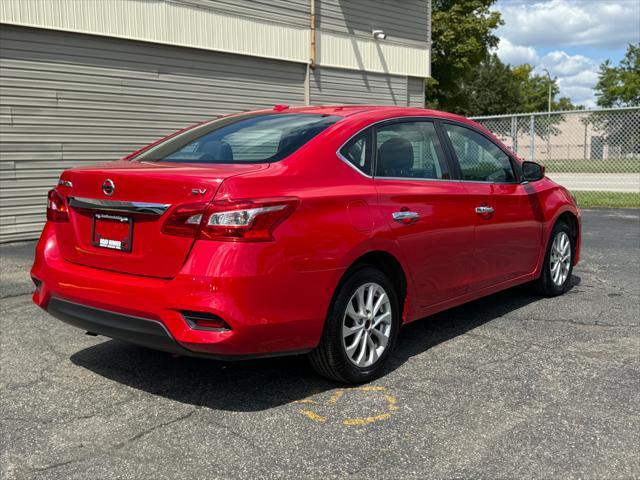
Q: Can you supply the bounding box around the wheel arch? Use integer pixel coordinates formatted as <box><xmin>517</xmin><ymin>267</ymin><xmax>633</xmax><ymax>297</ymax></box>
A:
<box><xmin>543</xmin><ymin>208</ymin><xmax>581</xmax><ymax>268</ymax></box>
<box><xmin>332</xmin><ymin>250</ymin><xmax>409</xmax><ymax>322</ymax></box>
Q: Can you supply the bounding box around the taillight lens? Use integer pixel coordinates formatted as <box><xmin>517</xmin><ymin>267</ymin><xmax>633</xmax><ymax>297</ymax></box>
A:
<box><xmin>47</xmin><ymin>189</ymin><xmax>69</xmax><ymax>222</ymax></box>
<box><xmin>162</xmin><ymin>197</ymin><xmax>298</xmax><ymax>242</ymax></box>
<box><xmin>161</xmin><ymin>202</ymin><xmax>207</xmax><ymax>237</ymax></box>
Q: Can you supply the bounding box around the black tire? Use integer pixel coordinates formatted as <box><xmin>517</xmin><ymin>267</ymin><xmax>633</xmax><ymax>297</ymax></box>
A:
<box><xmin>535</xmin><ymin>221</ymin><xmax>575</xmax><ymax>297</ymax></box>
<box><xmin>309</xmin><ymin>267</ymin><xmax>400</xmax><ymax>383</ymax></box>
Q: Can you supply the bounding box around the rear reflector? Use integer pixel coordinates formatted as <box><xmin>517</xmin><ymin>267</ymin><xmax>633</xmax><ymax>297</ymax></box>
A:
<box><xmin>181</xmin><ymin>311</ymin><xmax>230</xmax><ymax>331</ymax></box>
<box><xmin>31</xmin><ymin>275</ymin><xmax>42</xmax><ymax>292</ymax></box>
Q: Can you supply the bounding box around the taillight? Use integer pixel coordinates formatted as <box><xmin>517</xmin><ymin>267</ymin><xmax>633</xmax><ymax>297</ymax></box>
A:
<box><xmin>47</xmin><ymin>189</ymin><xmax>69</xmax><ymax>222</ymax></box>
<box><xmin>161</xmin><ymin>202</ymin><xmax>208</xmax><ymax>237</ymax></box>
<box><xmin>162</xmin><ymin>197</ymin><xmax>298</xmax><ymax>242</ymax></box>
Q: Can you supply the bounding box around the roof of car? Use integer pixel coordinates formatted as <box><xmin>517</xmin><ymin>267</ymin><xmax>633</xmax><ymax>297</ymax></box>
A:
<box><xmin>248</xmin><ymin>104</ymin><xmax>466</xmax><ymax>120</ymax></box>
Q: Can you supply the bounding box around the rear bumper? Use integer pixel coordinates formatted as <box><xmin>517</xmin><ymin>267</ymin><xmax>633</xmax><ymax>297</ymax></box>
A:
<box><xmin>32</xmin><ymin>223</ymin><xmax>341</xmax><ymax>357</ymax></box>
<box><xmin>46</xmin><ymin>297</ymin><xmax>309</xmax><ymax>360</ymax></box>
<box><xmin>48</xmin><ymin>296</ymin><xmax>190</xmax><ymax>355</ymax></box>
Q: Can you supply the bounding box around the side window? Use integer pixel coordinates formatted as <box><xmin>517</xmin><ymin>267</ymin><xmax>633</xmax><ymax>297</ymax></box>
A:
<box><xmin>375</xmin><ymin>121</ymin><xmax>449</xmax><ymax>179</ymax></box>
<box><xmin>444</xmin><ymin>124</ymin><xmax>516</xmax><ymax>182</ymax></box>
<box><xmin>339</xmin><ymin>129</ymin><xmax>372</xmax><ymax>175</ymax></box>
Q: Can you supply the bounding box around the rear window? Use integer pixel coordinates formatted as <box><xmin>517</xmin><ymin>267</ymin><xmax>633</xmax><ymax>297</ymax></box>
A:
<box><xmin>133</xmin><ymin>113</ymin><xmax>341</xmax><ymax>164</ymax></box>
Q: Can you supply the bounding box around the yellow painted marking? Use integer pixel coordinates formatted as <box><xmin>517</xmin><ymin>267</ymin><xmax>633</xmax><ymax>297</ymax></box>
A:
<box><xmin>384</xmin><ymin>394</ymin><xmax>399</xmax><ymax>411</ymax></box>
<box><xmin>294</xmin><ymin>385</ymin><xmax>400</xmax><ymax>427</ymax></box>
<box><xmin>300</xmin><ymin>410</ymin><xmax>327</xmax><ymax>422</ymax></box>
<box><xmin>356</xmin><ymin>385</ymin><xmax>386</xmax><ymax>391</ymax></box>
<box><xmin>343</xmin><ymin>413</ymin><xmax>391</xmax><ymax>426</ymax></box>
<box><xmin>327</xmin><ymin>389</ymin><xmax>345</xmax><ymax>405</ymax></box>
<box><xmin>293</xmin><ymin>398</ymin><xmax>320</xmax><ymax>405</ymax></box>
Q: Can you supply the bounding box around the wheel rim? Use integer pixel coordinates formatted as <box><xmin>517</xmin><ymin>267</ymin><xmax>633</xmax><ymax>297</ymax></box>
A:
<box><xmin>550</xmin><ymin>231</ymin><xmax>572</xmax><ymax>287</ymax></box>
<box><xmin>342</xmin><ymin>282</ymin><xmax>392</xmax><ymax>368</ymax></box>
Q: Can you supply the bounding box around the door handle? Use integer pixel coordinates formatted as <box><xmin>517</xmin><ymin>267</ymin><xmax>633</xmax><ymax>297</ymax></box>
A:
<box><xmin>475</xmin><ymin>206</ymin><xmax>495</xmax><ymax>215</ymax></box>
<box><xmin>392</xmin><ymin>211</ymin><xmax>420</xmax><ymax>223</ymax></box>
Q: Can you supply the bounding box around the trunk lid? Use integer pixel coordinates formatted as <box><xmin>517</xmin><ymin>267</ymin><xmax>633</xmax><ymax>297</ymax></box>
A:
<box><xmin>55</xmin><ymin>160</ymin><xmax>268</xmax><ymax>278</ymax></box>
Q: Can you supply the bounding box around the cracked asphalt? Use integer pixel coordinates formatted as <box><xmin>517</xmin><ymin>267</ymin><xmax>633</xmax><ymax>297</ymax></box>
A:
<box><xmin>1</xmin><ymin>208</ymin><xmax>639</xmax><ymax>479</ymax></box>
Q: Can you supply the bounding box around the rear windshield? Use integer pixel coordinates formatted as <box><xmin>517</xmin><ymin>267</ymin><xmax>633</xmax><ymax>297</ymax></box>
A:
<box><xmin>133</xmin><ymin>113</ymin><xmax>341</xmax><ymax>164</ymax></box>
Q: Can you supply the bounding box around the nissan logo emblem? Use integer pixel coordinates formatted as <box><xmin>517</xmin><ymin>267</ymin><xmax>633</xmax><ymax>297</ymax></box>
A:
<box><xmin>102</xmin><ymin>179</ymin><xmax>115</xmax><ymax>196</ymax></box>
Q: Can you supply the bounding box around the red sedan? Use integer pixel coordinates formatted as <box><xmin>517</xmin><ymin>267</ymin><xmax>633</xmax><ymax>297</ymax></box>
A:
<box><xmin>31</xmin><ymin>106</ymin><xmax>581</xmax><ymax>383</ymax></box>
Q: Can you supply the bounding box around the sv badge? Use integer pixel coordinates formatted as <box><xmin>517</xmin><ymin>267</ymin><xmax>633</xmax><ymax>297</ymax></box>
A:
<box><xmin>191</xmin><ymin>188</ymin><xmax>207</xmax><ymax>195</ymax></box>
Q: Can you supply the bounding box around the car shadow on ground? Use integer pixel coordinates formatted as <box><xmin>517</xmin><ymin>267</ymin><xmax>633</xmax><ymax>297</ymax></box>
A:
<box><xmin>70</xmin><ymin>276</ymin><xmax>580</xmax><ymax>412</ymax></box>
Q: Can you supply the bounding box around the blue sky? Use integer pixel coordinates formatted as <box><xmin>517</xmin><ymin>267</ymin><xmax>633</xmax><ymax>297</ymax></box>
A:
<box><xmin>492</xmin><ymin>0</ymin><xmax>640</xmax><ymax>107</ymax></box>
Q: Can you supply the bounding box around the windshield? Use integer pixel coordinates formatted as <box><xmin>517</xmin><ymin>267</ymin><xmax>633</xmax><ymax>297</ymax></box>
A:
<box><xmin>133</xmin><ymin>113</ymin><xmax>341</xmax><ymax>164</ymax></box>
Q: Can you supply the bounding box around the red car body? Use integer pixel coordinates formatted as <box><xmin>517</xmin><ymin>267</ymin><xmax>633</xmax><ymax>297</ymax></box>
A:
<box><xmin>31</xmin><ymin>106</ymin><xmax>581</xmax><ymax>362</ymax></box>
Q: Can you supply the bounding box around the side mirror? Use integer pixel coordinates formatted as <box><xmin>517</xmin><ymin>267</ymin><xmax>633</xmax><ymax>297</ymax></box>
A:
<box><xmin>522</xmin><ymin>161</ymin><xmax>545</xmax><ymax>182</ymax></box>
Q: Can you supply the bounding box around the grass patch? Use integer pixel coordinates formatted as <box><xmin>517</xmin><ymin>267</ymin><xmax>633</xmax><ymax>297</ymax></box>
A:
<box><xmin>573</xmin><ymin>191</ymin><xmax>640</xmax><ymax>208</ymax></box>
<box><xmin>542</xmin><ymin>159</ymin><xmax>640</xmax><ymax>173</ymax></box>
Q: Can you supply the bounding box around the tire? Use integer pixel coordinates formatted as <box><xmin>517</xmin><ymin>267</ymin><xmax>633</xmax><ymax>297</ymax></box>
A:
<box><xmin>535</xmin><ymin>221</ymin><xmax>575</xmax><ymax>297</ymax></box>
<box><xmin>309</xmin><ymin>267</ymin><xmax>400</xmax><ymax>383</ymax></box>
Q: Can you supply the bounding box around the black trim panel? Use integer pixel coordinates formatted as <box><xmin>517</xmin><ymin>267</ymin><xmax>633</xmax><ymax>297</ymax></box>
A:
<box><xmin>47</xmin><ymin>297</ymin><xmax>189</xmax><ymax>355</ymax></box>
<box><xmin>46</xmin><ymin>297</ymin><xmax>311</xmax><ymax>360</ymax></box>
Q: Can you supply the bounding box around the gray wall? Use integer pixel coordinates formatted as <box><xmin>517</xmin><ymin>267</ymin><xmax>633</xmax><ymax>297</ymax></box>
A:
<box><xmin>317</xmin><ymin>0</ymin><xmax>430</xmax><ymax>47</ymax></box>
<box><xmin>0</xmin><ymin>25</ymin><xmax>305</xmax><ymax>242</ymax></box>
<box><xmin>0</xmin><ymin>22</ymin><xmax>427</xmax><ymax>242</ymax></box>
<box><xmin>311</xmin><ymin>67</ymin><xmax>424</xmax><ymax>107</ymax></box>
<box><xmin>178</xmin><ymin>0</ymin><xmax>430</xmax><ymax>47</ymax></box>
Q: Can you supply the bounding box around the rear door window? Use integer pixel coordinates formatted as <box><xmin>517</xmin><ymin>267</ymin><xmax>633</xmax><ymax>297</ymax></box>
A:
<box><xmin>375</xmin><ymin>121</ymin><xmax>449</xmax><ymax>179</ymax></box>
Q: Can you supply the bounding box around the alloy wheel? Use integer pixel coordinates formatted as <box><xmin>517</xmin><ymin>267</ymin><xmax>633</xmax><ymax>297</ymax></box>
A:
<box><xmin>550</xmin><ymin>231</ymin><xmax>571</xmax><ymax>287</ymax></box>
<box><xmin>342</xmin><ymin>282</ymin><xmax>392</xmax><ymax>367</ymax></box>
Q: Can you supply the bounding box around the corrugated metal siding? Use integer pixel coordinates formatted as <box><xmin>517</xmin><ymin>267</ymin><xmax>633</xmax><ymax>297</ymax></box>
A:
<box><xmin>179</xmin><ymin>0</ymin><xmax>309</xmax><ymax>27</ymax></box>
<box><xmin>310</xmin><ymin>67</ymin><xmax>407</xmax><ymax>105</ymax></box>
<box><xmin>407</xmin><ymin>77</ymin><xmax>425</xmax><ymax>108</ymax></box>
<box><xmin>0</xmin><ymin>25</ymin><xmax>305</xmax><ymax>242</ymax></box>
<box><xmin>0</xmin><ymin>0</ymin><xmax>309</xmax><ymax>64</ymax></box>
<box><xmin>317</xmin><ymin>0</ymin><xmax>430</xmax><ymax>47</ymax></box>
<box><xmin>316</xmin><ymin>32</ymin><xmax>429</xmax><ymax>77</ymax></box>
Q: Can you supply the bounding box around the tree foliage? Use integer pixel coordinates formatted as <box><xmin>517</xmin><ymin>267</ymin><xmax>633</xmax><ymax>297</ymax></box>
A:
<box><xmin>590</xmin><ymin>44</ymin><xmax>640</xmax><ymax>156</ymax></box>
<box><xmin>425</xmin><ymin>1</ymin><xmax>579</xmax><ymax>117</ymax></box>
<box><xmin>426</xmin><ymin>0</ymin><xmax>503</xmax><ymax>112</ymax></box>
<box><xmin>595</xmin><ymin>44</ymin><xmax>640</xmax><ymax>108</ymax></box>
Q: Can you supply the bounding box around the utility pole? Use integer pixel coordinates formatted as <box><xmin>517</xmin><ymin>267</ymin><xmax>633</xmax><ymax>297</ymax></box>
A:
<box><xmin>542</xmin><ymin>68</ymin><xmax>552</xmax><ymax>161</ymax></box>
<box><xmin>542</xmin><ymin>68</ymin><xmax>552</xmax><ymax>113</ymax></box>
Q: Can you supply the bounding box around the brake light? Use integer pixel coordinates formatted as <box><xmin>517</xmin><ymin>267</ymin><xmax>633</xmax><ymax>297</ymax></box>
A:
<box><xmin>162</xmin><ymin>197</ymin><xmax>298</xmax><ymax>242</ymax></box>
<box><xmin>46</xmin><ymin>189</ymin><xmax>69</xmax><ymax>222</ymax></box>
<box><xmin>161</xmin><ymin>202</ymin><xmax>207</xmax><ymax>237</ymax></box>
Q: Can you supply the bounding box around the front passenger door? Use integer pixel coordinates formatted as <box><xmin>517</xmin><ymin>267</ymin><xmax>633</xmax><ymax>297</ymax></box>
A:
<box><xmin>442</xmin><ymin>123</ymin><xmax>542</xmax><ymax>290</ymax></box>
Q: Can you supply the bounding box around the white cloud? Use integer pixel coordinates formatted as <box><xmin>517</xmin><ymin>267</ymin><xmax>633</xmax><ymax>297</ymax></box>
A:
<box><xmin>496</xmin><ymin>37</ymin><xmax>539</xmax><ymax>65</ymax></box>
<box><xmin>540</xmin><ymin>50</ymin><xmax>600</xmax><ymax>106</ymax></box>
<box><xmin>496</xmin><ymin>0</ymin><xmax>640</xmax><ymax>48</ymax></box>
<box><xmin>494</xmin><ymin>40</ymin><xmax>601</xmax><ymax>107</ymax></box>
<box><xmin>492</xmin><ymin>0</ymin><xmax>638</xmax><ymax>107</ymax></box>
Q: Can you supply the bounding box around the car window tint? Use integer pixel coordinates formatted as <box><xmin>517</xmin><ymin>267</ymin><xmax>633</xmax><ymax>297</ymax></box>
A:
<box><xmin>375</xmin><ymin>121</ymin><xmax>448</xmax><ymax>179</ymax></box>
<box><xmin>135</xmin><ymin>114</ymin><xmax>341</xmax><ymax>164</ymax></box>
<box><xmin>444</xmin><ymin>124</ymin><xmax>516</xmax><ymax>182</ymax></box>
<box><xmin>340</xmin><ymin>130</ymin><xmax>372</xmax><ymax>175</ymax></box>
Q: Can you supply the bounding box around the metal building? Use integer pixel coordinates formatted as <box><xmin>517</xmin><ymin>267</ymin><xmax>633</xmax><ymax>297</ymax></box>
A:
<box><xmin>0</xmin><ymin>0</ymin><xmax>431</xmax><ymax>242</ymax></box>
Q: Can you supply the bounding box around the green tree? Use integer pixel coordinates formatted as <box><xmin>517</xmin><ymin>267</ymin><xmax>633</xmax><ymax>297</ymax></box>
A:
<box><xmin>595</xmin><ymin>44</ymin><xmax>640</xmax><ymax>107</ymax></box>
<box><xmin>457</xmin><ymin>53</ymin><xmax>521</xmax><ymax>116</ymax></box>
<box><xmin>590</xmin><ymin>44</ymin><xmax>640</xmax><ymax>156</ymax></box>
<box><xmin>426</xmin><ymin>0</ymin><xmax>503</xmax><ymax>112</ymax></box>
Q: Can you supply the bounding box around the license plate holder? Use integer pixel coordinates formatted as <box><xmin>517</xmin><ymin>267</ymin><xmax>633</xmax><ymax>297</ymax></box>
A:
<box><xmin>92</xmin><ymin>213</ymin><xmax>133</xmax><ymax>252</ymax></box>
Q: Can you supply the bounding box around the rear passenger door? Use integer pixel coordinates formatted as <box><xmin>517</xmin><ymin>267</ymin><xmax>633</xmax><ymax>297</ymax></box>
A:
<box><xmin>442</xmin><ymin>122</ymin><xmax>542</xmax><ymax>290</ymax></box>
<box><xmin>373</xmin><ymin>119</ymin><xmax>476</xmax><ymax>308</ymax></box>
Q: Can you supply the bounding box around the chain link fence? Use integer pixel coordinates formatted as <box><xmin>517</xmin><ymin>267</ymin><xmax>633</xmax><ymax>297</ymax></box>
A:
<box><xmin>471</xmin><ymin>107</ymin><xmax>640</xmax><ymax>208</ymax></box>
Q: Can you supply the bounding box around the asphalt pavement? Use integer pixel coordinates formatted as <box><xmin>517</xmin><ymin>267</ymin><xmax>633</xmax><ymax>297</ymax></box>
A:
<box><xmin>1</xmin><ymin>209</ymin><xmax>639</xmax><ymax>479</ymax></box>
